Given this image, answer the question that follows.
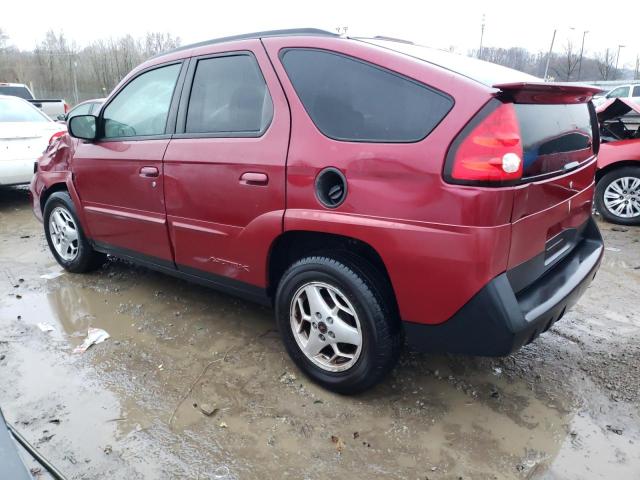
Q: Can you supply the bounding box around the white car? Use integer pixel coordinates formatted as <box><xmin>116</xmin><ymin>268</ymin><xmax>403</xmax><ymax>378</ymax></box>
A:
<box><xmin>0</xmin><ymin>83</ymin><xmax>69</xmax><ymax>120</ymax></box>
<box><xmin>593</xmin><ymin>84</ymin><xmax>640</xmax><ymax>106</ymax></box>
<box><xmin>0</xmin><ymin>95</ymin><xmax>66</xmax><ymax>186</ymax></box>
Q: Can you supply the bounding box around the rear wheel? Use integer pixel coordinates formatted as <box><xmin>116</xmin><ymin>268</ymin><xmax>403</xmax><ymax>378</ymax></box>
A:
<box><xmin>44</xmin><ymin>191</ymin><xmax>106</xmax><ymax>272</ymax></box>
<box><xmin>595</xmin><ymin>166</ymin><xmax>640</xmax><ymax>226</ymax></box>
<box><xmin>275</xmin><ymin>255</ymin><xmax>402</xmax><ymax>394</ymax></box>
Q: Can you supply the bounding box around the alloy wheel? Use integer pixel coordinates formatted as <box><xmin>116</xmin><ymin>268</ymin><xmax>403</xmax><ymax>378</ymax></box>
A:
<box><xmin>290</xmin><ymin>282</ymin><xmax>363</xmax><ymax>372</ymax></box>
<box><xmin>603</xmin><ymin>176</ymin><xmax>640</xmax><ymax>219</ymax></box>
<box><xmin>48</xmin><ymin>206</ymin><xmax>79</xmax><ymax>261</ymax></box>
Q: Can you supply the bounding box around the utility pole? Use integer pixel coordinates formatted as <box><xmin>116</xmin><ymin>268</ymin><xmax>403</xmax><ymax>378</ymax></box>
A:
<box><xmin>615</xmin><ymin>44</ymin><xmax>625</xmax><ymax>79</ymax></box>
<box><xmin>478</xmin><ymin>14</ymin><xmax>485</xmax><ymax>59</ymax></box>
<box><xmin>72</xmin><ymin>60</ymin><xmax>79</xmax><ymax>104</ymax></box>
<box><xmin>635</xmin><ymin>55</ymin><xmax>639</xmax><ymax>80</ymax></box>
<box><xmin>577</xmin><ymin>30</ymin><xmax>588</xmax><ymax>81</ymax></box>
<box><xmin>544</xmin><ymin>29</ymin><xmax>557</xmax><ymax>81</ymax></box>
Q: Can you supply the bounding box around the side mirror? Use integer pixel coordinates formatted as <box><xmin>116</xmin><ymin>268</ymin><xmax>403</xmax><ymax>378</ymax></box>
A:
<box><xmin>56</xmin><ymin>113</ymin><xmax>67</xmax><ymax>121</ymax></box>
<box><xmin>68</xmin><ymin>115</ymin><xmax>98</xmax><ymax>141</ymax></box>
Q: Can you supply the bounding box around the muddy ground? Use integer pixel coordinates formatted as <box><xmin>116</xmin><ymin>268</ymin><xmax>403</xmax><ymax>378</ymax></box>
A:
<box><xmin>0</xmin><ymin>186</ymin><xmax>638</xmax><ymax>480</ymax></box>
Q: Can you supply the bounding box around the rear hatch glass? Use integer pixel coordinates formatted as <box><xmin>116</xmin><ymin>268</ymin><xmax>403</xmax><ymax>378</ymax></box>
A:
<box><xmin>515</xmin><ymin>103</ymin><xmax>595</xmax><ymax>179</ymax></box>
<box><xmin>508</xmin><ymin>101</ymin><xmax>598</xmax><ymax>285</ymax></box>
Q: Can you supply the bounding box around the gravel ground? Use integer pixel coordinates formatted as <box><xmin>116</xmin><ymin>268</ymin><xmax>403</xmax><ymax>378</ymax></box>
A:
<box><xmin>0</xmin><ymin>185</ymin><xmax>639</xmax><ymax>480</ymax></box>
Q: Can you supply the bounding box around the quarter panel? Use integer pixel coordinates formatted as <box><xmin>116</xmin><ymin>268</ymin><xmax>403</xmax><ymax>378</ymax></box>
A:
<box><xmin>263</xmin><ymin>36</ymin><xmax>513</xmax><ymax>325</ymax></box>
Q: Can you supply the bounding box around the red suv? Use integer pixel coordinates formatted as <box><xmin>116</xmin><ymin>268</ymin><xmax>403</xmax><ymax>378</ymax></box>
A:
<box><xmin>31</xmin><ymin>29</ymin><xmax>604</xmax><ymax>393</ymax></box>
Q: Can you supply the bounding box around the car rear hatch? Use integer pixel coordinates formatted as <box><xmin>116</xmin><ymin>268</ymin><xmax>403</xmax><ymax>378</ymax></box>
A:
<box><xmin>497</xmin><ymin>83</ymin><xmax>601</xmax><ymax>291</ymax></box>
<box><xmin>444</xmin><ymin>82</ymin><xmax>601</xmax><ymax>292</ymax></box>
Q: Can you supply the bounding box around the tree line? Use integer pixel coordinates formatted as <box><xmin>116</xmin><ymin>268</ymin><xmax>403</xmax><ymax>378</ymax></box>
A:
<box><xmin>1</xmin><ymin>29</ymin><xmax>638</xmax><ymax>106</ymax></box>
<box><xmin>471</xmin><ymin>40</ymin><xmax>639</xmax><ymax>82</ymax></box>
<box><xmin>0</xmin><ymin>29</ymin><xmax>180</xmax><ymax>103</ymax></box>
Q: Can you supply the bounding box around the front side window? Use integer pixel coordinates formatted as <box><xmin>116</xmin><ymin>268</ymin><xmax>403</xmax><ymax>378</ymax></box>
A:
<box><xmin>185</xmin><ymin>55</ymin><xmax>273</xmax><ymax>135</ymax></box>
<box><xmin>103</xmin><ymin>63</ymin><xmax>181</xmax><ymax>138</ymax></box>
<box><xmin>608</xmin><ymin>86</ymin><xmax>630</xmax><ymax>98</ymax></box>
<box><xmin>280</xmin><ymin>48</ymin><xmax>453</xmax><ymax>142</ymax></box>
<box><xmin>632</xmin><ymin>86</ymin><xmax>640</xmax><ymax>97</ymax></box>
<box><xmin>68</xmin><ymin>102</ymin><xmax>92</xmax><ymax>120</ymax></box>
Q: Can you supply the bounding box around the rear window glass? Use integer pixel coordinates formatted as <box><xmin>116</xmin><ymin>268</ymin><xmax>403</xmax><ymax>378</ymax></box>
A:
<box><xmin>0</xmin><ymin>96</ymin><xmax>49</xmax><ymax>122</ymax></box>
<box><xmin>280</xmin><ymin>48</ymin><xmax>453</xmax><ymax>142</ymax></box>
<box><xmin>515</xmin><ymin>103</ymin><xmax>594</xmax><ymax>178</ymax></box>
<box><xmin>0</xmin><ymin>85</ymin><xmax>32</xmax><ymax>100</ymax></box>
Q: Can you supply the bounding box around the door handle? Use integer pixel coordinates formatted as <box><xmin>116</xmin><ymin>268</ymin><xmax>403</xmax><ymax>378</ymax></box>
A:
<box><xmin>239</xmin><ymin>172</ymin><xmax>268</xmax><ymax>186</ymax></box>
<box><xmin>139</xmin><ymin>166</ymin><xmax>159</xmax><ymax>178</ymax></box>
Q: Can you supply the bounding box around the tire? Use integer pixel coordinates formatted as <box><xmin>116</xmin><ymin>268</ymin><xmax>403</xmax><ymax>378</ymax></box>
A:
<box><xmin>275</xmin><ymin>255</ymin><xmax>402</xmax><ymax>394</ymax></box>
<box><xmin>595</xmin><ymin>166</ymin><xmax>640</xmax><ymax>226</ymax></box>
<box><xmin>43</xmin><ymin>191</ymin><xmax>106</xmax><ymax>272</ymax></box>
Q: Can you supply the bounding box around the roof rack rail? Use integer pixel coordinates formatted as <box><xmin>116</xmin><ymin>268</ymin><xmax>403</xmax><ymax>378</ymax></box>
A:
<box><xmin>150</xmin><ymin>28</ymin><xmax>338</xmax><ymax>59</ymax></box>
<box><xmin>370</xmin><ymin>35</ymin><xmax>415</xmax><ymax>45</ymax></box>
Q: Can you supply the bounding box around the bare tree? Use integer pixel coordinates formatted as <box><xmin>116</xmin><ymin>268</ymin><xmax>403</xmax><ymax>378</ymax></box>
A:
<box><xmin>554</xmin><ymin>40</ymin><xmax>580</xmax><ymax>81</ymax></box>
<box><xmin>0</xmin><ymin>28</ymin><xmax>9</xmax><ymax>52</ymax></box>
<box><xmin>595</xmin><ymin>48</ymin><xmax>616</xmax><ymax>80</ymax></box>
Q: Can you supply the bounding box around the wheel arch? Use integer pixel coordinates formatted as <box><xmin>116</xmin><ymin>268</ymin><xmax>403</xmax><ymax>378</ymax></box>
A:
<box><xmin>39</xmin><ymin>176</ymin><xmax>93</xmax><ymax>238</ymax></box>
<box><xmin>40</xmin><ymin>182</ymin><xmax>69</xmax><ymax>214</ymax></box>
<box><xmin>267</xmin><ymin>230</ymin><xmax>398</xmax><ymax>313</ymax></box>
<box><xmin>596</xmin><ymin>160</ymin><xmax>640</xmax><ymax>182</ymax></box>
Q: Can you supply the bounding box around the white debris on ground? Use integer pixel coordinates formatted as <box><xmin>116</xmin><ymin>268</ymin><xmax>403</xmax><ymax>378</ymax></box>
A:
<box><xmin>73</xmin><ymin>328</ymin><xmax>110</xmax><ymax>354</ymax></box>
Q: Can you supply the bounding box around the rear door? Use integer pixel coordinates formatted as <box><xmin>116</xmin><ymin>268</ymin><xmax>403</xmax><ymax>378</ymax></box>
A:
<box><xmin>505</xmin><ymin>98</ymin><xmax>599</xmax><ymax>290</ymax></box>
<box><xmin>73</xmin><ymin>62</ymin><xmax>184</xmax><ymax>263</ymax></box>
<box><xmin>163</xmin><ymin>40</ymin><xmax>290</xmax><ymax>289</ymax></box>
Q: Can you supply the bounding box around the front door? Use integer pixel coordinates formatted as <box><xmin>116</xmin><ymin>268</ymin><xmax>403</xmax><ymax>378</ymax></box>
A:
<box><xmin>73</xmin><ymin>62</ymin><xmax>183</xmax><ymax>263</ymax></box>
<box><xmin>163</xmin><ymin>41</ymin><xmax>290</xmax><ymax>289</ymax></box>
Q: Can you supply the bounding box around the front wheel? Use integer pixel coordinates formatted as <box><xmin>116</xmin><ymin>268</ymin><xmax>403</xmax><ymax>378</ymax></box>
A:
<box><xmin>595</xmin><ymin>166</ymin><xmax>640</xmax><ymax>226</ymax></box>
<box><xmin>275</xmin><ymin>255</ymin><xmax>402</xmax><ymax>394</ymax></box>
<box><xmin>43</xmin><ymin>191</ymin><xmax>106</xmax><ymax>272</ymax></box>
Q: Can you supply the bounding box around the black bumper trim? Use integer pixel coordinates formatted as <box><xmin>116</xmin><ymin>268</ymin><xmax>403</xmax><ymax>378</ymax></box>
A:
<box><xmin>404</xmin><ymin>217</ymin><xmax>604</xmax><ymax>356</ymax></box>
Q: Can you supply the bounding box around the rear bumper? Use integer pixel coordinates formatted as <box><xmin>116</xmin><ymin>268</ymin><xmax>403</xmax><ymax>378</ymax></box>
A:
<box><xmin>0</xmin><ymin>158</ymin><xmax>35</xmax><ymax>185</ymax></box>
<box><xmin>404</xmin><ymin>217</ymin><xmax>604</xmax><ymax>356</ymax></box>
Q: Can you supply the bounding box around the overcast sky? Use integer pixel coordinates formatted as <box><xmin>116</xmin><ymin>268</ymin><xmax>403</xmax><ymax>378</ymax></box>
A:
<box><xmin>3</xmin><ymin>0</ymin><xmax>638</xmax><ymax>68</ymax></box>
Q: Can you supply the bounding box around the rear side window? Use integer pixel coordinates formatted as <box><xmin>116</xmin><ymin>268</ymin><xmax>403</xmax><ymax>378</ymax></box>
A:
<box><xmin>633</xmin><ymin>86</ymin><xmax>640</xmax><ymax>97</ymax></box>
<box><xmin>515</xmin><ymin>103</ymin><xmax>595</xmax><ymax>178</ymax></box>
<box><xmin>280</xmin><ymin>48</ymin><xmax>453</xmax><ymax>142</ymax></box>
<box><xmin>186</xmin><ymin>55</ymin><xmax>273</xmax><ymax>135</ymax></box>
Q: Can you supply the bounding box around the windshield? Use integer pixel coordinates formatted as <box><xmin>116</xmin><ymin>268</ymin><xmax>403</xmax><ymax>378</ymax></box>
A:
<box><xmin>0</xmin><ymin>96</ymin><xmax>50</xmax><ymax>122</ymax></box>
<box><xmin>358</xmin><ymin>38</ymin><xmax>539</xmax><ymax>87</ymax></box>
<box><xmin>0</xmin><ymin>85</ymin><xmax>33</xmax><ymax>99</ymax></box>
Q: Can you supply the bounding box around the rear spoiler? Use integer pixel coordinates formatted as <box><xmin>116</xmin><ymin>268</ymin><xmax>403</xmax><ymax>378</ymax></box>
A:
<box><xmin>493</xmin><ymin>82</ymin><xmax>603</xmax><ymax>104</ymax></box>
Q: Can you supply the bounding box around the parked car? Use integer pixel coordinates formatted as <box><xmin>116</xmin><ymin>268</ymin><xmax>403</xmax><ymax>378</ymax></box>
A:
<box><xmin>0</xmin><ymin>82</ymin><xmax>69</xmax><ymax>120</ymax></box>
<box><xmin>595</xmin><ymin>84</ymin><xmax>640</xmax><ymax>105</ymax></box>
<box><xmin>30</xmin><ymin>29</ymin><xmax>604</xmax><ymax>393</ymax></box>
<box><xmin>595</xmin><ymin>97</ymin><xmax>640</xmax><ymax>225</ymax></box>
<box><xmin>64</xmin><ymin>98</ymin><xmax>104</xmax><ymax>123</ymax></box>
<box><xmin>0</xmin><ymin>95</ymin><xmax>66</xmax><ymax>186</ymax></box>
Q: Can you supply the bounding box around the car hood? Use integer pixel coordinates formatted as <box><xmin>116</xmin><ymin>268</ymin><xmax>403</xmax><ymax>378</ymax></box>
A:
<box><xmin>0</xmin><ymin>122</ymin><xmax>65</xmax><ymax>140</ymax></box>
<box><xmin>596</xmin><ymin>98</ymin><xmax>640</xmax><ymax>122</ymax></box>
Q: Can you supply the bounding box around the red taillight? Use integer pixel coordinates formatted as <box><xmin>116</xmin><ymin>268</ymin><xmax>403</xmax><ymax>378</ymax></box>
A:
<box><xmin>447</xmin><ymin>102</ymin><xmax>523</xmax><ymax>184</ymax></box>
<box><xmin>64</xmin><ymin>103</ymin><xmax>70</xmax><ymax>113</ymax></box>
<box><xmin>48</xmin><ymin>130</ymin><xmax>66</xmax><ymax>146</ymax></box>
